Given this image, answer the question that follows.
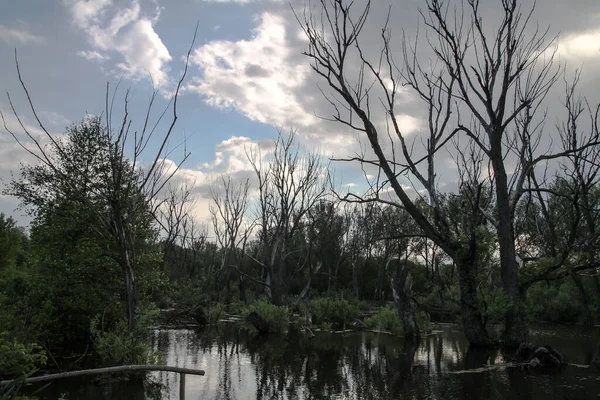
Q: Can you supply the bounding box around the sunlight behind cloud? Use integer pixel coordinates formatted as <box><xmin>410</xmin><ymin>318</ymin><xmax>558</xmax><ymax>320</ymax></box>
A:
<box><xmin>558</xmin><ymin>29</ymin><xmax>600</xmax><ymax>60</ymax></box>
<box><xmin>186</xmin><ymin>12</ymin><xmax>317</xmax><ymax>128</ymax></box>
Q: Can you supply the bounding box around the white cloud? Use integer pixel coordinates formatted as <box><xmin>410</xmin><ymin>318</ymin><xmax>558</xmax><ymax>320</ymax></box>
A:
<box><xmin>78</xmin><ymin>50</ymin><xmax>110</xmax><ymax>61</ymax></box>
<box><xmin>0</xmin><ymin>109</ymin><xmax>66</xmax><ymax>225</ymax></box>
<box><xmin>395</xmin><ymin>114</ymin><xmax>422</xmax><ymax>135</ymax></box>
<box><xmin>38</xmin><ymin>111</ymin><xmax>71</xmax><ymax>130</ymax></box>
<box><xmin>0</xmin><ymin>24</ymin><xmax>45</xmax><ymax>45</ymax></box>
<box><xmin>186</xmin><ymin>12</ymin><xmax>317</xmax><ymax>128</ymax></box>
<box><xmin>64</xmin><ymin>0</ymin><xmax>172</xmax><ymax>88</ymax></box>
<box><xmin>558</xmin><ymin>29</ymin><xmax>600</xmax><ymax>60</ymax></box>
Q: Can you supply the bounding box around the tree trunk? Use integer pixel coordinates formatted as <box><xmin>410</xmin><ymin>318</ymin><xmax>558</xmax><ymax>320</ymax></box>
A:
<box><xmin>490</xmin><ymin>145</ymin><xmax>529</xmax><ymax>347</ymax></box>
<box><xmin>571</xmin><ymin>273</ymin><xmax>593</xmax><ymax>326</ymax></box>
<box><xmin>123</xmin><ymin>261</ymin><xmax>137</xmax><ymax>332</ymax></box>
<box><xmin>239</xmin><ymin>274</ymin><xmax>246</xmax><ymax>303</ymax></box>
<box><xmin>593</xmin><ymin>272</ymin><xmax>600</xmax><ymax>324</ymax></box>
<box><xmin>456</xmin><ymin>261</ymin><xmax>493</xmax><ymax>346</ymax></box>
<box><xmin>390</xmin><ymin>272</ymin><xmax>420</xmax><ymax>340</ymax></box>
<box><xmin>270</xmin><ymin>275</ymin><xmax>284</xmax><ymax>306</ymax></box>
<box><xmin>246</xmin><ymin>311</ymin><xmax>270</xmax><ymax>334</ymax></box>
<box><xmin>352</xmin><ymin>260</ymin><xmax>360</xmax><ymax>300</ymax></box>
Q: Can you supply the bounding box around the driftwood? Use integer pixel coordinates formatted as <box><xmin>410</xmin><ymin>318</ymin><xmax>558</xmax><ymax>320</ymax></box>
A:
<box><xmin>246</xmin><ymin>311</ymin><xmax>270</xmax><ymax>333</ymax></box>
<box><xmin>516</xmin><ymin>342</ymin><xmax>565</xmax><ymax>368</ymax></box>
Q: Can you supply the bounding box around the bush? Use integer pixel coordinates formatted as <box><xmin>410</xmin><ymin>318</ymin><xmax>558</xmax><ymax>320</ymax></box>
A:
<box><xmin>526</xmin><ymin>280</ymin><xmax>581</xmax><ymax>323</ymax></box>
<box><xmin>481</xmin><ymin>286</ymin><xmax>511</xmax><ymax>324</ymax></box>
<box><xmin>90</xmin><ymin>305</ymin><xmax>159</xmax><ymax>366</ymax></box>
<box><xmin>364</xmin><ymin>307</ymin><xmax>403</xmax><ymax>336</ymax></box>
<box><xmin>0</xmin><ymin>332</ymin><xmax>47</xmax><ymax>378</ymax></box>
<box><xmin>206</xmin><ymin>302</ymin><xmax>225</xmax><ymax>324</ymax></box>
<box><xmin>310</xmin><ymin>297</ymin><xmax>359</xmax><ymax>328</ymax></box>
<box><xmin>416</xmin><ymin>311</ymin><xmax>432</xmax><ymax>332</ymax></box>
<box><xmin>243</xmin><ymin>300</ymin><xmax>289</xmax><ymax>333</ymax></box>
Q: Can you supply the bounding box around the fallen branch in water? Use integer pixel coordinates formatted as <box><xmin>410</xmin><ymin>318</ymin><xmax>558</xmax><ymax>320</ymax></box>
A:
<box><xmin>0</xmin><ymin>365</ymin><xmax>205</xmax><ymax>386</ymax></box>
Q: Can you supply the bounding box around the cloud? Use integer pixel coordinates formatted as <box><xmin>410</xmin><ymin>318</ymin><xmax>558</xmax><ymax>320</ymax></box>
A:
<box><xmin>0</xmin><ymin>24</ymin><xmax>45</xmax><ymax>45</ymax></box>
<box><xmin>37</xmin><ymin>111</ymin><xmax>72</xmax><ymax>131</ymax></box>
<box><xmin>558</xmin><ymin>29</ymin><xmax>600</xmax><ymax>60</ymax></box>
<box><xmin>186</xmin><ymin>12</ymin><xmax>317</xmax><ymax>128</ymax></box>
<box><xmin>151</xmin><ymin>134</ymin><xmax>275</xmax><ymax>228</ymax></box>
<box><xmin>64</xmin><ymin>0</ymin><xmax>172</xmax><ymax>88</ymax></box>
<box><xmin>78</xmin><ymin>50</ymin><xmax>110</xmax><ymax>61</ymax></box>
<box><xmin>0</xmin><ymin>109</ymin><xmax>68</xmax><ymax>225</ymax></box>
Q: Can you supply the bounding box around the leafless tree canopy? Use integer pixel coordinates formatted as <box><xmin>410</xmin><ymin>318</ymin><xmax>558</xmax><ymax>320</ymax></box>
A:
<box><xmin>294</xmin><ymin>0</ymin><xmax>600</xmax><ymax>346</ymax></box>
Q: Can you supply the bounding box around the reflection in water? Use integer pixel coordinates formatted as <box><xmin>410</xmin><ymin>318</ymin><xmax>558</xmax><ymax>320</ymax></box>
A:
<box><xmin>28</xmin><ymin>323</ymin><xmax>600</xmax><ymax>399</ymax></box>
<box><xmin>149</xmin><ymin>323</ymin><xmax>600</xmax><ymax>400</ymax></box>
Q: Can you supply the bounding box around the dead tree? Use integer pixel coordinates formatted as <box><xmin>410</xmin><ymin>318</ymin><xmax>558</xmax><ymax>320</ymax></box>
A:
<box><xmin>210</xmin><ymin>175</ymin><xmax>252</xmax><ymax>304</ymax></box>
<box><xmin>245</xmin><ymin>130</ymin><xmax>328</xmax><ymax>305</ymax></box>
<box><xmin>295</xmin><ymin>0</ymin><xmax>600</xmax><ymax>347</ymax></box>
<box><xmin>157</xmin><ymin>182</ymin><xmax>197</xmax><ymax>273</ymax></box>
<box><xmin>516</xmin><ymin>76</ymin><xmax>600</xmax><ymax>324</ymax></box>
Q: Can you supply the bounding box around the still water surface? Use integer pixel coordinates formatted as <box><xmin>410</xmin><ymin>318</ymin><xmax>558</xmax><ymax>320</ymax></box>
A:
<box><xmin>32</xmin><ymin>323</ymin><xmax>600</xmax><ymax>399</ymax></box>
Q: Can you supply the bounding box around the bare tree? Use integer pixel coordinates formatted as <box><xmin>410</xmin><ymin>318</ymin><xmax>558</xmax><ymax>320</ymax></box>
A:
<box><xmin>157</xmin><ymin>182</ymin><xmax>197</xmax><ymax>273</ymax></box>
<box><xmin>210</xmin><ymin>175</ymin><xmax>252</xmax><ymax>304</ymax></box>
<box><xmin>2</xmin><ymin>28</ymin><xmax>198</xmax><ymax>331</ymax></box>
<box><xmin>245</xmin><ymin>130</ymin><xmax>328</xmax><ymax>305</ymax></box>
<box><xmin>294</xmin><ymin>0</ymin><xmax>599</xmax><ymax>346</ymax></box>
<box><xmin>515</xmin><ymin>77</ymin><xmax>600</xmax><ymax>324</ymax></box>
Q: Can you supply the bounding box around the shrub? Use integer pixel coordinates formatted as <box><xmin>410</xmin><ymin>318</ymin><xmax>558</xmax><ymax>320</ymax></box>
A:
<box><xmin>243</xmin><ymin>300</ymin><xmax>289</xmax><ymax>333</ymax></box>
<box><xmin>416</xmin><ymin>311</ymin><xmax>432</xmax><ymax>332</ymax></box>
<box><xmin>481</xmin><ymin>286</ymin><xmax>511</xmax><ymax>324</ymax></box>
<box><xmin>364</xmin><ymin>307</ymin><xmax>403</xmax><ymax>336</ymax></box>
<box><xmin>309</xmin><ymin>297</ymin><xmax>360</xmax><ymax>328</ymax></box>
<box><xmin>526</xmin><ymin>280</ymin><xmax>581</xmax><ymax>323</ymax></box>
<box><xmin>0</xmin><ymin>333</ymin><xmax>47</xmax><ymax>378</ymax></box>
<box><xmin>206</xmin><ymin>302</ymin><xmax>225</xmax><ymax>324</ymax></box>
<box><xmin>320</xmin><ymin>321</ymin><xmax>333</xmax><ymax>332</ymax></box>
<box><xmin>90</xmin><ymin>305</ymin><xmax>159</xmax><ymax>366</ymax></box>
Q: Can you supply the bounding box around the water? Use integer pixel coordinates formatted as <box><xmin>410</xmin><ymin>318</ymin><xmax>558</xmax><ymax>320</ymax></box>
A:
<box><xmin>27</xmin><ymin>322</ymin><xmax>600</xmax><ymax>399</ymax></box>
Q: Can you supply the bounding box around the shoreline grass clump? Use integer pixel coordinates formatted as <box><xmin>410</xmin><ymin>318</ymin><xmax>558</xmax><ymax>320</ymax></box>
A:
<box><xmin>364</xmin><ymin>307</ymin><xmax>403</xmax><ymax>336</ymax></box>
<box><xmin>309</xmin><ymin>297</ymin><xmax>359</xmax><ymax>329</ymax></box>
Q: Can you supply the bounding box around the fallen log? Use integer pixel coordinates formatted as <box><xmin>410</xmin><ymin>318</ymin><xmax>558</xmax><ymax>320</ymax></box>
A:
<box><xmin>1</xmin><ymin>365</ymin><xmax>205</xmax><ymax>400</ymax></box>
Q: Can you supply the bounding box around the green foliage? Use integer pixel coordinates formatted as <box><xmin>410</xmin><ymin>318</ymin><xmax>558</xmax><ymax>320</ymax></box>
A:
<box><xmin>244</xmin><ymin>300</ymin><xmax>289</xmax><ymax>333</ymax></box>
<box><xmin>0</xmin><ymin>214</ymin><xmax>24</xmax><ymax>271</ymax></box>
<box><xmin>416</xmin><ymin>311</ymin><xmax>432</xmax><ymax>332</ymax></box>
<box><xmin>526</xmin><ymin>280</ymin><xmax>582</xmax><ymax>323</ymax></box>
<box><xmin>320</xmin><ymin>321</ymin><xmax>333</xmax><ymax>332</ymax></box>
<box><xmin>309</xmin><ymin>297</ymin><xmax>359</xmax><ymax>328</ymax></box>
<box><xmin>481</xmin><ymin>286</ymin><xmax>511</xmax><ymax>324</ymax></box>
<box><xmin>0</xmin><ymin>264</ymin><xmax>56</xmax><ymax>345</ymax></box>
<box><xmin>0</xmin><ymin>333</ymin><xmax>47</xmax><ymax>378</ymax></box>
<box><xmin>228</xmin><ymin>299</ymin><xmax>247</xmax><ymax>315</ymax></box>
<box><xmin>206</xmin><ymin>302</ymin><xmax>225</xmax><ymax>324</ymax></box>
<box><xmin>89</xmin><ymin>305</ymin><xmax>159</xmax><ymax>366</ymax></box>
<box><xmin>364</xmin><ymin>307</ymin><xmax>404</xmax><ymax>336</ymax></box>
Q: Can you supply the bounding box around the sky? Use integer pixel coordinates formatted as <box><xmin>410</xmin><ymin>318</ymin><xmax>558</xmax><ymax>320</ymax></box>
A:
<box><xmin>1</xmin><ymin>0</ymin><xmax>600</xmax><ymax>231</ymax></box>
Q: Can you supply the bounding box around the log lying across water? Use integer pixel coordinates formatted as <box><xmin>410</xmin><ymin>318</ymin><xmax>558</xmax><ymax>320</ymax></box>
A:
<box><xmin>1</xmin><ymin>365</ymin><xmax>205</xmax><ymax>400</ymax></box>
<box><xmin>0</xmin><ymin>365</ymin><xmax>205</xmax><ymax>385</ymax></box>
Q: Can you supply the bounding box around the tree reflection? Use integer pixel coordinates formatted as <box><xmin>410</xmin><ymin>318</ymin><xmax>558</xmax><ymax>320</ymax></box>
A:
<box><xmin>151</xmin><ymin>324</ymin><xmax>600</xmax><ymax>400</ymax></box>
